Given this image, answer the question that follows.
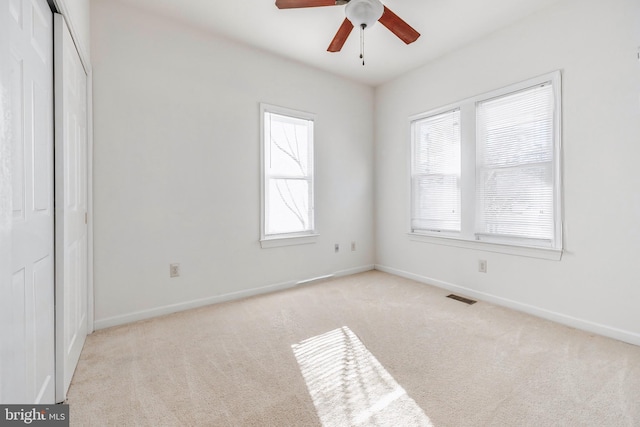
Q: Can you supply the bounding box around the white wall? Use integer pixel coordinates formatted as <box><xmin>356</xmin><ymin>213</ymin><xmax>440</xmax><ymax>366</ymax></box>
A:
<box><xmin>91</xmin><ymin>0</ymin><xmax>375</xmax><ymax>327</ymax></box>
<box><xmin>375</xmin><ymin>0</ymin><xmax>640</xmax><ymax>344</ymax></box>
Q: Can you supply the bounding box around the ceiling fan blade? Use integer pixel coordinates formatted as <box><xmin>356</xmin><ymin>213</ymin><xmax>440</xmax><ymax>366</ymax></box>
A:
<box><xmin>378</xmin><ymin>6</ymin><xmax>420</xmax><ymax>45</ymax></box>
<box><xmin>327</xmin><ymin>18</ymin><xmax>354</xmax><ymax>52</ymax></box>
<box><xmin>275</xmin><ymin>0</ymin><xmax>346</xmax><ymax>9</ymax></box>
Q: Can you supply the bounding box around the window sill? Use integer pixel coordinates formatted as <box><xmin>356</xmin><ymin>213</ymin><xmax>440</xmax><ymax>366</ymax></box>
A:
<box><xmin>260</xmin><ymin>234</ymin><xmax>319</xmax><ymax>249</ymax></box>
<box><xmin>408</xmin><ymin>233</ymin><xmax>562</xmax><ymax>261</ymax></box>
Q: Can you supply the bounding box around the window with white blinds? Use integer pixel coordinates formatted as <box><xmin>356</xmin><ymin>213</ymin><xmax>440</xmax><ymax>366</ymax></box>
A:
<box><xmin>411</xmin><ymin>109</ymin><xmax>461</xmax><ymax>232</ymax></box>
<box><xmin>409</xmin><ymin>71</ymin><xmax>562</xmax><ymax>252</ymax></box>
<box><xmin>476</xmin><ymin>83</ymin><xmax>555</xmax><ymax>244</ymax></box>
<box><xmin>261</xmin><ymin>104</ymin><xmax>315</xmax><ymax>243</ymax></box>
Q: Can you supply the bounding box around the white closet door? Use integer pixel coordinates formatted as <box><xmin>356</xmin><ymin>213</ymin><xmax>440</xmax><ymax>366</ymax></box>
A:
<box><xmin>54</xmin><ymin>12</ymin><xmax>89</xmax><ymax>402</ymax></box>
<box><xmin>0</xmin><ymin>0</ymin><xmax>56</xmax><ymax>404</ymax></box>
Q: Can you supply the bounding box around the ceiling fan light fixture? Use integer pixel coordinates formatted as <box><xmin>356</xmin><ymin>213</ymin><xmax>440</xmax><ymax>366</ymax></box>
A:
<box><xmin>345</xmin><ymin>0</ymin><xmax>384</xmax><ymax>29</ymax></box>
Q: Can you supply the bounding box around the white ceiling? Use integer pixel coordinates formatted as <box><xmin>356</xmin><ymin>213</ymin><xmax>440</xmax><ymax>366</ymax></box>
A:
<box><xmin>117</xmin><ymin>0</ymin><xmax>564</xmax><ymax>86</ymax></box>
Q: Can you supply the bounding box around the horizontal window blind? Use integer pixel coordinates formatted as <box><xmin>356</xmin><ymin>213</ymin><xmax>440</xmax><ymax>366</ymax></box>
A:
<box><xmin>411</xmin><ymin>109</ymin><xmax>461</xmax><ymax>232</ymax></box>
<box><xmin>476</xmin><ymin>83</ymin><xmax>555</xmax><ymax>242</ymax></box>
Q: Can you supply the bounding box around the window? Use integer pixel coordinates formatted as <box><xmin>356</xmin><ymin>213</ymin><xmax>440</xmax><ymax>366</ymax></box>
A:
<box><xmin>411</xmin><ymin>109</ymin><xmax>461</xmax><ymax>233</ymax></box>
<box><xmin>410</xmin><ymin>72</ymin><xmax>562</xmax><ymax>257</ymax></box>
<box><xmin>261</xmin><ymin>104</ymin><xmax>316</xmax><ymax>248</ymax></box>
<box><xmin>476</xmin><ymin>83</ymin><xmax>555</xmax><ymax>245</ymax></box>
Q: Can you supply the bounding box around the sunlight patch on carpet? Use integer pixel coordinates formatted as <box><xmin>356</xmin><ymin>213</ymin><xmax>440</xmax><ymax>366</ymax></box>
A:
<box><xmin>292</xmin><ymin>326</ymin><xmax>433</xmax><ymax>427</ymax></box>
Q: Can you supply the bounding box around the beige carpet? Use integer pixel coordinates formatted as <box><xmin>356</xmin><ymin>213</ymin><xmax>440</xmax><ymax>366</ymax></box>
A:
<box><xmin>67</xmin><ymin>271</ymin><xmax>640</xmax><ymax>426</ymax></box>
<box><xmin>292</xmin><ymin>326</ymin><xmax>433</xmax><ymax>426</ymax></box>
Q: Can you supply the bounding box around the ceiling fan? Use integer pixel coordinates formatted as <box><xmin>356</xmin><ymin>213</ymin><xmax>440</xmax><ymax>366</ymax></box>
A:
<box><xmin>275</xmin><ymin>0</ymin><xmax>420</xmax><ymax>64</ymax></box>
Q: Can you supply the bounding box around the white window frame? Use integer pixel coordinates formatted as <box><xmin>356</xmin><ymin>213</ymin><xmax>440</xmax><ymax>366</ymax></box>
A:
<box><xmin>260</xmin><ymin>103</ymin><xmax>318</xmax><ymax>248</ymax></box>
<box><xmin>408</xmin><ymin>71</ymin><xmax>563</xmax><ymax>260</ymax></box>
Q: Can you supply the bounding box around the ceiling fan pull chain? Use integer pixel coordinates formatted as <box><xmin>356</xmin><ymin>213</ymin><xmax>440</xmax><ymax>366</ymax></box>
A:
<box><xmin>360</xmin><ymin>23</ymin><xmax>365</xmax><ymax>66</ymax></box>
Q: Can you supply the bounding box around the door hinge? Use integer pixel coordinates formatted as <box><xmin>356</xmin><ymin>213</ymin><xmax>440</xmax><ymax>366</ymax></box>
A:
<box><xmin>85</xmin><ymin>212</ymin><xmax>88</xmax><ymax>224</ymax></box>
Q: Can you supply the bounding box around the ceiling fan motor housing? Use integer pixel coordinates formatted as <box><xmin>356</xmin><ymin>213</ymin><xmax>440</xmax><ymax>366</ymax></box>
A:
<box><xmin>345</xmin><ymin>0</ymin><xmax>384</xmax><ymax>29</ymax></box>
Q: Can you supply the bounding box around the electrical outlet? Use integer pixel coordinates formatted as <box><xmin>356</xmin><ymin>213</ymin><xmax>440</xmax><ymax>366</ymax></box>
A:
<box><xmin>334</xmin><ymin>243</ymin><xmax>340</xmax><ymax>253</ymax></box>
<box><xmin>170</xmin><ymin>263</ymin><xmax>180</xmax><ymax>278</ymax></box>
<box><xmin>478</xmin><ymin>260</ymin><xmax>487</xmax><ymax>273</ymax></box>
<box><xmin>351</xmin><ymin>241</ymin><xmax>356</xmax><ymax>251</ymax></box>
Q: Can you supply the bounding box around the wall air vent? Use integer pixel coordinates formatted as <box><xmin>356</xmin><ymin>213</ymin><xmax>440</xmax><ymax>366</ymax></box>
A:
<box><xmin>446</xmin><ymin>294</ymin><xmax>477</xmax><ymax>305</ymax></box>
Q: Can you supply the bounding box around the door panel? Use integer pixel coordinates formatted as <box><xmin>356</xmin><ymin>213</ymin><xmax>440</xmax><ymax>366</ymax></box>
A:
<box><xmin>33</xmin><ymin>255</ymin><xmax>55</xmax><ymax>402</ymax></box>
<box><xmin>30</xmin><ymin>0</ymin><xmax>50</xmax><ymax>64</ymax></box>
<box><xmin>33</xmin><ymin>81</ymin><xmax>51</xmax><ymax>211</ymax></box>
<box><xmin>54</xmin><ymin>12</ymin><xmax>89</xmax><ymax>402</ymax></box>
<box><xmin>10</xmin><ymin>51</ymin><xmax>25</xmax><ymax>220</ymax></box>
<box><xmin>9</xmin><ymin>0</ymin><xmax>22</xmax><ymax>26</ymax></box>
<box><xmin>1</xmin><ymin>0</ymin><xmax>55</xmax><ymax>404</ymax></box>
<box><xmin>7</xmin><ymin>269</ymin><xmax>27</xmax><ymax>401</ymax></box>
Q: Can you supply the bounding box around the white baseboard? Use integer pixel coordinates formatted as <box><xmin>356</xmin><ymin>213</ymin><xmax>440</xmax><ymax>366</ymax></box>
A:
<box><xmin>375</xmin><ymin>264</ymin><xmax>640</xmax><ymax>347</ymax></box>
<box><xmin>333</xmin><ymin>264</ymin><xmax>376</xmax><ymax>277</ymax></box>
<box><xmin>295</xmin><ymin>264</ymin><xmax>374</xmax><ymax>286</ymax></box>
<box><xmin>94</xmin><ymin>264</ymin><xmax>375</xmax><ymax>330</ymax></box>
